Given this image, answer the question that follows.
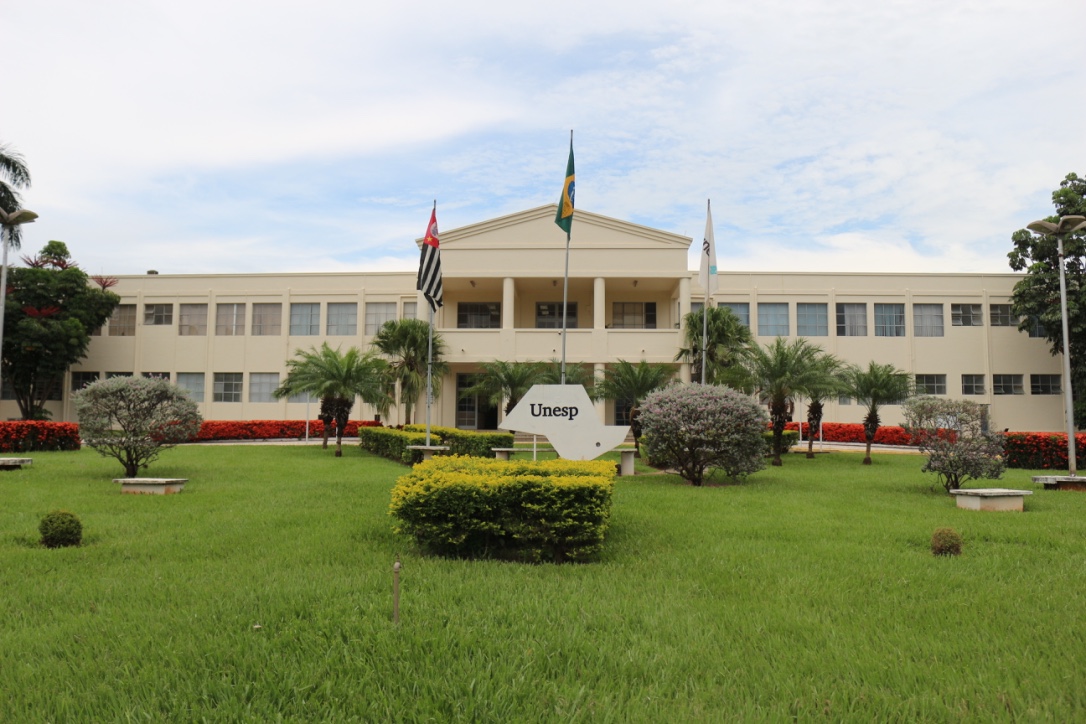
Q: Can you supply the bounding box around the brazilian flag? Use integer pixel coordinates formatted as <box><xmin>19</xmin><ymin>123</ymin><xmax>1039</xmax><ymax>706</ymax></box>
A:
<box><xmin>555</xmin><ymin>137</ymin><xmax>575</xmax><ymax>239</ymax></box>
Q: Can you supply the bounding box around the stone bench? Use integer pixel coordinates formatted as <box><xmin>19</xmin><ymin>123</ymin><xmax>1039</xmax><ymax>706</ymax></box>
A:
<box><xmin>114</xmin><ymin>478</ymin><xmax>188</xmax><ymax>495</ymax></box>
<box><xmin>0</xmin><ymin>458</ymin><xmax>32</xmax><ymax>471</ymax></box>
<box><xmin>406</xmin><ymin>445</ymin><xmax>450</xmax><ymax>461</ymax></box>
<box><xmin>1031</xmin><ymin>475</ymin><xmax>1086</xmax><ymax>492</ymax></box>
<box><xmin>491</xmin><ymin>447</ymin><xmax>555</xmax><ymax>461</ymax></box>
<box><xmin>949</xmin><ymin>488</ymin><xmax>1032</xmax><ymax>511</ymax></box>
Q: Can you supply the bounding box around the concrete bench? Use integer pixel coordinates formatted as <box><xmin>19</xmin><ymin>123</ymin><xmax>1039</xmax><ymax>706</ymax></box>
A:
<box><xmin>1031</xmin><ymin>475</ymin><xmax>1086</xmax><ymax>492</ymax></box>
<box><xmin>492</xmin><ymin>447</ymin><xmax>555</xmax><ymax>461</ymax></box>
<box><xmin>0</xmin><ymin>458</ymin><xmax>32</xmax><ymax>471</ymax></box>
<box><xmin>949</xmin><ymin>488</ymin><xmax>1032</xmax><ymax>511</ymax></box>
<box><xmin>114</xmin><ymin>478</ymin><xmax>188</xmax><ymax>495</ymax></box>
<box><xmin>406</xmin><ymin>445</ymin><xmax>449</xmax><ymax>461</ymax></box>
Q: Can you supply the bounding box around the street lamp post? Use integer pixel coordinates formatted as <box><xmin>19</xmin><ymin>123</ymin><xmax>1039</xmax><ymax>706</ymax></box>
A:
<box><xmin>0</xmin><ymin>208</ymin><xmax>39</xmax><ymax>406</ymax></box>
<box><xmin>1026</xmin><ymin>214</ymin><xmax>1086</xmax><ymax>477</ymax></box>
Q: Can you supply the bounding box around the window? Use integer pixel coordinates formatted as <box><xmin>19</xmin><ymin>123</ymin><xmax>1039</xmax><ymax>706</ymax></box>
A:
<box><xmin>179</xmin><ymin>304</ymin><xmax>208</xmax><ymax>336</ymax></box>
<box><xmin>252</xmin><ymin>303</ymin><xmax>282</xmax><ymax>336</ymax></box>
<box><xmin>913</xmin><ymin>304</ymin><xmax>943</xmax><ymax>337</ymax></box>
<box><xmin>403</xmin><ymin>301</ymin><xmax>417</xmax><ymax>320</ymax></box>
<box><xmin>536</xmin><ymin>302</ymin><xmax>577</xmax><ymax>329</ymax></box>
<box><xmin>70</xmin><ymin>371</ymin><xmax>99</xmax><ymax>391</ymax></box>
<box><xmin>796</xmin><ymin>303</ymin><xmax>828</xmax><ymax>336</ymax></box>
<box><xmin>328</xmin><ymin>303</ymin><xmax>358</xmax><ymax>335</ymax></box>
<box><xmin>456</xmin><ymin>373</ymin><xmax>480</xmax><ymax>428</ymax></box>
<box><xmin>144</xmin><ymin>303</ymin><xmax>173</xmax><ymax>325</ymax></box>
<box><xmin>364</xmin><ymin>302</ymin><xmax>394</xmax><ymax>335</ymax></box>
<box><xmin>990</xmin><ymin>304</ymin><xmax>1018</xmax><ymax>327</ymax></box>
<box><xmin>615</xmin><ymin>398</ymin><xmax>634</xmax><ymax>426</ymax></box>
<box><xmin>249</xmin><ymin>373</ymin><xmax>280</xmax><ymax>402</ymax></box>
<box><xmin>106</xmin><ymin>372</ymin><xmax>131</xmax><ymax>379</ymax></box>
<box><xmin>757</xmin><ymin>303</ymin><xmax>789</xmax><ymax>336</ymax></box>
<box><xmin>108</xmin><ymin>304</ymin><xmax>136</xmax><ymax>337</ymax></box>
<box><xmin>289</xmin><ymin>303</ymin><xmax>320</xmax><ymax>335</ymax></box>
<box><xmin>690</xmin><ymin>302</ymin><xmax>705</xmax><ymax>316</ymax></box>
<box><xmin>914</xmin><ymin>374</ymin><xmax>947</xmax><ymax>395</ymax></box>
<box><xmin>838</xmin><ymin>395</ymin><xmax>851</xmax><ymax>405</ymax></box>
<box><xmin>213</xmin><ymin>373</ymin><xmax>243</xmax><ymax>402</ymax></box>
<box><xmin>951</xmin><ymin>304</ymin><xmax>983</xmax><ymax>327</ymax></box>
<box><xmin>993</xmin><ymin>374</ymin><xmax>1024</xmax><ymax>395</ymax></box>
<box><xmin>1030</xmin><ymin>374</ymin><xmax>1061</xmax><ymax>395</ymax></box>
<box><xmin>176</xmin><ymin>373</ymin><xmax>205</xmax><ymax>401</ymax></box>
<box><xmin>611</xmin><ymin>302</ymin><xmax>656</xmax><ymax>329</ymax></box>
<box><xmin>458</xmin><ymin>303</ymin><xmax>501</xmax><ymax>329</ymax></box>
<box><xmin>1027</xmin><ymin>316</ymin><xmax>1046</xmax><ymax>338</ymax></box>
<box><xmin>962</xmin><ymin>374</ymin><xmax>985</xmax><ymax>395</ymax></box>
<box><xmin>141</xmin><ymin>372</ymin><xmax>169</xmax><ymax>380</ymax></box>
<box><xmin>721</xmin><ymin>303</ymin><xmax>750</xmax><ymax>328</ymax></box>
<box><xmin>874</xmin><ymin>304</ymin><xmax>905</xmax><ymax>337</ymax></box>
<box><xmin>836</xmin><ymin>303</ymin><xmax>867</xmax><ymax>336</ymax></box>
<box><xmin>216</xmin><ymin>303</ymin><xmax>245</xmax><ymax>336</ymax></box>
<box><xmin>288</xmin><ymin>390</ymin><xmax>315</xmax><ymax>404</ymax></box>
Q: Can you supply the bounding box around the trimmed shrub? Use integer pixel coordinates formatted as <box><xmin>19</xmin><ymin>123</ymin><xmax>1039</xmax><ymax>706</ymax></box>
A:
<box><xmin>39</xmin><ymin>510</ymin><xmax>83</xmax><ymax>548</ymax></box>
<box><xmin>931</xmin><ymin>527</ymin><xmax>963</xmax><ymax>556</ymax></box>
<box><xmin>404</xmin><ymin>424</ymin><xmax>514</xmax><ymax>457</ymax></box>
<box><xmin>0</xmin><ymin>422</ymin><xmax>80</xmax><ymax>452</ymax></box>
<box><xmin>360</xmin><ymin>427</ymin><xmax>430</xmax><ymax>464</ymax></box>
<box><xmin>389</xmin><ymin>456</ymin><xmax>615</xmax><ymax>562</ymax></box>
<box><xmin>762</xmin><ymin>429</ymin><xmax>799</xmax><ymax>456</ymax></box>
<box><xmin>640</xmin><ymin>384</ymin><xmax>768</xmax><ymax>485</ymax></box>
<box><xmin>1003</xmin><ymin>432</ymin><xmax>1086</xmax><ymax>470</ymax></box>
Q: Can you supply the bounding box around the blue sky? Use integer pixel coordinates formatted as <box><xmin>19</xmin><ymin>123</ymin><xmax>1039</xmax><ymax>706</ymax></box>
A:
<box><xmin>3</xmin><ymin>0</ymin><xmax>1085</xmax><ymax>277</ymax></box>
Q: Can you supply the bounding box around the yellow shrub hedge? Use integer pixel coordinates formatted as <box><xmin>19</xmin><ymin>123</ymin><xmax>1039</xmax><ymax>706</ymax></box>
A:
<box><xmin>389</xmin><ymin>456</ymin><xmax>616</xmax><ymax>562</ymax></box>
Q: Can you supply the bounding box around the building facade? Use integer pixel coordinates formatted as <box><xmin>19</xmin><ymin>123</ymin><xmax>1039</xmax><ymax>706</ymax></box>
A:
<box><xmin>29</xmin><ymin>206</ymin><xmax>1064</xmax><ymax>432</ymax></box>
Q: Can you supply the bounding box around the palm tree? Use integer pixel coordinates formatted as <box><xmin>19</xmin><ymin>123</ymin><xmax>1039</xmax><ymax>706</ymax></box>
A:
<box><xmin>460</xmin><ymin>360</ymin><xmax>544</xmax><ymax>417</ymax></box>
<box><xmin>371</xmin><ymin>318</ymin><xmax>447</xmax><ymax>425</ymax></box>
<box><xmin>732</xmin><ymin>338</ymin><xmax>842</xmax><ymax>466</ymax></box>
<box><xmin>595</xmin><ymin>359</ymin><xmax>676</xmax><ymax>457</ymax></box>
<box><xmin>0</xmin><ymin>143</ymin><xmax>32</xmax><ymax>250</ymax></box>
<box><xmin>538</xmin><ymin>358</ymin><xmax>599</xmax><ymax>399</ymax></box>
<box><xmin>274</xmin><ymin>343</ymin><xmax>391</xmax><ymax>457</ymax></box>
<box><xmin>843</xmin><ymin>361</ymin><xmax>913</xmax><ymax>465</ymax></box>
<box><xmin>798</xmin><ymin>371</ymin><xmax>846</xmax><ymax>459</ymax></box>
<box><xmin>675</xmin><ymin>306</ymin><xmax>752</xmax><ymax>385</ymax></box>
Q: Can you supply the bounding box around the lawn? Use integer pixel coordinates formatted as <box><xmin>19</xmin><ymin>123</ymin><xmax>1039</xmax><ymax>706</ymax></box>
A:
<box><xmin>2</xmin><ymin>445</ymin><xmax>1085</xmax><ymax>721</ymax></box>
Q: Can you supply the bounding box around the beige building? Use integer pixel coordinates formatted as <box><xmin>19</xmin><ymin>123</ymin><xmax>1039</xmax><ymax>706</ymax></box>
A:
<box><xmin>34</xmin><ymin>205</ymin><xmax>1065</xmax><ymax>432</ymax></box>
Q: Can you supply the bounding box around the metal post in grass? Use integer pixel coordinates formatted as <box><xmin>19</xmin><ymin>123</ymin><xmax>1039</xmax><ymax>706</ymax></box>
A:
<box><xmin>392</xmin><ymin>557</ymin><xmax>401</xmax><ymax>624</ymax></box>
<box><xmin>1025</xmin><ymin>214</ymin><xmax>1086</xmax><ymax>476</ymax></box>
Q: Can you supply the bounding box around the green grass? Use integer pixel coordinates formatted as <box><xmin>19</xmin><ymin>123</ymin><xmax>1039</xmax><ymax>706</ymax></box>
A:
<box><xmin>3</xmin><ymin>446</ymin><xmax>1086</xmax><ymax>721</ymax></box>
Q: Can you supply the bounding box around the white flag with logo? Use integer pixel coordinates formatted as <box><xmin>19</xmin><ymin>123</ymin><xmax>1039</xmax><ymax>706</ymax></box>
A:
<box><xmin>699</xmin><ymin>200</ymin><xmax>718</xmax><ymax>296</ymax></box>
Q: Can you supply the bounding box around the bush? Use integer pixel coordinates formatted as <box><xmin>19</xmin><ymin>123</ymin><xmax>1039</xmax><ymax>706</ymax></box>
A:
<box><xmin>640</xmin><ymin>384</ymin><xmax>768</xmax><ymax>486</ymax></box>
<box><xmin>404</xmin><ymin>424</ymin><xmax>514</xmax><ymax>457</ymax></box>
<box><xmin>39</xmin><ymin>510</ymin><xmax>83</xmax><ymax>548</ymax></box>
<box><xmin>0</xmin><ymin>422</ymin><xmax>81</xmax><ymax>452</ymax></box>
<box><xmin>931</xmin><ymin>527</ymin><xmax>963</xmax><ymax>556</ymax></box>
<box><xmin>903</xmin><ymin>397</ymin><xmax>1006</xmax><ymax>493</ymax></box>
<box><xmin>197</xmin><ymin>419</ymin><xmax>381</xmax><ymax>441</ymax></box>
<box><xmin>389</xmin><ymin>456</ymin><xmax>615</xmax><ymax>562</ymax></box>
<box><xmin>360</xmin><ymin>427</ymin><xmax>430</xmax><ymax>464</ymax></box>
<box><xmin>762</xmin><ymin>429</ymin><xmax>799</xmax><ymax>456</ymax></box>
<box><xmin>1003</xmin><ymin>432</ymin><xmax>1086</xmax><ymax>469</ymax></box>
<box><xmin>75</xmin><ymin>376</ymin><xmax>203</xmax><ymax>477</ymax></box>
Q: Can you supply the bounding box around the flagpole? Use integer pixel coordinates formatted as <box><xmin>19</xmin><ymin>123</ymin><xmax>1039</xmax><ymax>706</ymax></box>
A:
<box><xmin>559</xmin><ymin>130</ymin><xmax>574</xmax><ymax>384</ymax></box>
<box><xmin>701</xmin><ymin>292</ymin><xmax>709</xmax><ymax>386</ymax></box>
<box><xmin>426</xmin><ymin>304</ymin><xmax>433</xmax><ymax>447</ymax></box>
<box><xmin>700</xmin><ymin>198</ymin><xmax>716</xmax><ymax>386</ymax></box>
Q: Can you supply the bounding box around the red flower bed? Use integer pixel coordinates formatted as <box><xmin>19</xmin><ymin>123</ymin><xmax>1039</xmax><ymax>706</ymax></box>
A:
<box><xmin>1003</xmin><ymin>432</ymin><xmax>1086</xmax><ymax>470</ymax></box>
<box><xmin>196</xmin><ymin>419</ymin><xmax>382</xmax><ymax>441</ymax></box>
<box><xmin>778</xmin><ymin>421</ymin><xmax>916</xmax><ymax>446</ymax></box>
<box><xmin>0</xmin><ymin>421</ymin><xmax>81</xmax><ymax>452</ymax></box>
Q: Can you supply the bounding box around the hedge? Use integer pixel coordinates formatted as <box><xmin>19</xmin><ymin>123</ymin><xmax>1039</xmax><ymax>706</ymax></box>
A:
<box><xmin>0</xmin><ymin>422</ymin><xmax>81</xmax><ymax>452</ymax></box>
<box><xmin>389</xmin><ymin>456</ymin><xmax>616</xmax><ymax>562</ymax></box>
<box><xmin>783</xmin><ymin>422</ymin><xmax>915</xmax><ymax>447</ymax></box>
<box><xmin>360</xmin><ymin>427</ymin><xmax>430</xmax><ymax>465</ymax></box>
<box><xmin>404</xmin><ymin>424</ymin><xmax>514</xmax><ymax>457</ymax></box>
<box><xmin>1003</xmin><ymin>432</ymin><xmax>1086</xmax><ymax>470</ymax></box>
<box><xmin>197</xmin><ymin>419</ymin><xmax>381</xmax><ymax>441</ymax></box>
<box><xmin>762</xmin><ymin>429</ymin><xmax>799</xmax><ymax>455</ymax></box>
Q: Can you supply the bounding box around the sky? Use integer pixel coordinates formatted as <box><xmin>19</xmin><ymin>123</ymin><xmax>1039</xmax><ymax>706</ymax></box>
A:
<box><xmin>3</xmin><ymin>0</ymin><xmax>1085</xmax><ymax>278</ymax></box>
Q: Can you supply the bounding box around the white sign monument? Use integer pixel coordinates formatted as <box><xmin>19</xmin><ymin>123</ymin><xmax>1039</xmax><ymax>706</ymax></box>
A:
<box><xmin>499</xmin><ymin>384</ymin><xmax>629</xmax><ymax>460</ymax></box>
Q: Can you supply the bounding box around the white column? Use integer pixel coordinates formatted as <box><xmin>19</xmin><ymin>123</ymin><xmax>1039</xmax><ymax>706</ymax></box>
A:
<box><xmin>594</xmin><ymin>277</ymin><xmax>606</xmax><ymax>329</ymax></box>
<box><xmin>502</xmin><ymin>277</ymin><xmax>515</xmax><ymax>330</ymax></box>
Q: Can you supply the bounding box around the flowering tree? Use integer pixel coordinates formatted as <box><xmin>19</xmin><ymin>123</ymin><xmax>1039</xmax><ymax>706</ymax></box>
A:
<box><xmin>902</xmin><ymin>396</ymin><xmax>1006</xmax><ymax>494</ymax></box>
<box><xmin>75</xmin><ymin>376</ymin><xmax>203</xmax><ymax>477</ymax></box>
<box><xmin>639</xmin><ymin>384</ymin><xmax>768</xmax><ymax>486</ymax></box>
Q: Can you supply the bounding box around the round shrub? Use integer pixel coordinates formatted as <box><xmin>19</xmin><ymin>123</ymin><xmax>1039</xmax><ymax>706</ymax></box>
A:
<box><xmin>39</xmin><ymin>510</ymin><xmax>83</xmax><ymax>548</ymax></box>
<box><xmin>931</xmin><ymin>527</ymin><xmax>963</xmax><ymax>556</ymax></box>
<box><xmin>639</xmin><ymin>384</ymin><xmax>768</xmax><ymax>486</ymax></box>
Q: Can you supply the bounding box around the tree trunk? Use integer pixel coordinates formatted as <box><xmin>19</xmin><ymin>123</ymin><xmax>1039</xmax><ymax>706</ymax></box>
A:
<box><xmin>770</xmin><ymin>399</ymin><xmax>788</xmax><ymax>466</ymax></box>
<box><xmin>806</xmin><ymin>401</ymin><xmax>823</xmax><ymax>459</ymax></box>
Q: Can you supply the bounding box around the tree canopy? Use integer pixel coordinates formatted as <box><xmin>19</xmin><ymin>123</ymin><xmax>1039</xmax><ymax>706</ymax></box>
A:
<box><xmin>675</xmin><ymin>306</ymin><xmax>752</xmax><ymax>384</ymax></box>
<box><xmin>0</xmin><ymin>142</ymin><xmax>32</xmax><ymax>250</ymax></box>
<box><xmin>4</xmin><ymin>241</ymin><xmax>119</xmax><ymax>419</ymax></box>
<box><xmin>371</xmin><ymin>318</ymin><xmax>447</xmax><ymax>425</ymax></box>
<box><xmin>1008</xmin><ymin>172</ymin><xmax>1086</xmax><ymax>427</ymax></box>
<box><xmin>843</xmin><ymin>361</ymin><xmax>912</xmax><ymax>465</ymax></box>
